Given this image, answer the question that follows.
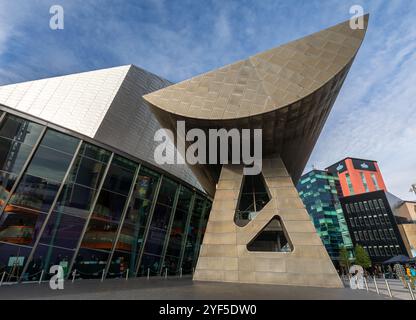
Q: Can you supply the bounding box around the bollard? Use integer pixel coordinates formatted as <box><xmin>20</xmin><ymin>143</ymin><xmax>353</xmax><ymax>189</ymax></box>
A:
<box><xmin>101</xmin><ymin>269</ymin><xmax>105</xmax><ymax>282</ymax></box>
<box><xmin>373</xmin><ymin>276</ymin><xmax>379</xmax><ymax>295</ymax></box>
<box><xmin>363</xmin><ymin>277</ymin><xmax>369</xmax><ymax>292</ymax></box>
<box><xmin>180</xmin><ymin>267</ymin><xmax>182</xmax><ymax>278</ymax></box>
<box><xmin>72</xmin><ymin>270</ymin><xmax>76</xmax><ymax>283</ymax></box>
<box><xmin>38</xmin><ymin>270</ymin><xmax>44</xmax><ymax>284</ymax></box>
<box><xmin>192</xmin><ymin>267</ymin><xmax>195</xmax><ymax>275</ymax></box>
<box><xmin>408</xmin><ymin>282</ymin><xmax>415</xmax><ymax>300</ymax></box>
<box><xmin>147</xmin><ymin>268</ymin><xmax>150</xmax><ymax>280</ymax></box>
<box><xmin>0</xmin><ymin>271</ymin><xmax>5</xmax><ymax>287</ymax></box>
<box><xmin>125</xmin><ymin>269</ymin><xmax>129</xmax><ymax>281</ymax></box>
<box><xmin>385</xmin><ymin>279</ymin><xmax>392</xmax><ymax>298</ymax></box>
<box><xmin>164</xmin><ymin>268</ymin><xmax>168</xmax><ymax>279</ymax></box>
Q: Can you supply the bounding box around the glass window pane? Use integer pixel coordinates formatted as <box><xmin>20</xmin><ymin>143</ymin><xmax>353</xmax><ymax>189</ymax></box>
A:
<box><xmin>68</xmin><ymin>155</ymin><xmax>108</xmax><ymax>189</ymax></box>
<box><xmin>0</xmin><ymin>171</ymin><xmax>17</xmax><ymax>208</ymax></box>
<box><xmin>74</xmin><ymin>248</ymin><xmax>110</xmax><ymax>279</ymax></box>
<box><xmin>0</xmin><ymin>209</ymin><xmax>46</xmax><ymax>246</ymax></box>
<box><xmin>9</xmin><ymin>174</ymin><xmax>60</xmax><ymax>213</ymax></box>
<box><xmin>175</xmin><ymin>187</ymin><xmax>193</xmax><ymax>213</ymax></box>
<box><xmin>119</xmin><ymin>199</ymin><xmax>152</xmax><ymax>257</ymax></box>
<box><xmin>102</xmin><ymin>156</ymin><xmax>136</xmax><ymax>196</ymax></box>
<box><xmin>40</xmin><ymin>211</ymin><xmax>86</xmax><ymax>249</ymax></box>
<box><xmin>139</xmin><ymin>254</ymin><xmax>162</xmax><ymax>276</ymax></box>
<box><xmin>166</xmin><ymin>209</ymin><xmax>188</xmax><ymax>258</ymax></box>
<box><xmin>157</xmin><ymin>178</ymin><xmax>177</xmax><ymax>206</ymax></box>
<box><xmin>0</xmin><ymin>138</ymin><xmax>33</xmax><ymax>174</ymax></box>
<box><xmin>108</xmin><ymin>250</ymin><xmax>131</xmax><ymax>278</ymax></box>
<box><xmin>182</xmin><ymin>196</ymin><xmax>206</xmax><ymax>273</ymax></box>
<box><xmin>143</xmin><ymin>225</ymin><xmax>167</xmax><ymax>256</ymax></box>
<box><xmin>0</xmin><ymin>115</ymin><xmax>43</xmax><ymax>146</ymax></box>
<box><xmin>0</xmin><ymin>243</ymin><xmax>32</xmax><ymax>282</ymax></box>
<box><xmin>26</xmin><ymin>146</ymin><xmax>73</xmax><ymax>182</ymax></box>
<box><xmin>111</xmin><ymin>177</ymin><xmax>156</xmax><ymax>276</ymax></box>
<box><xmin>78</xmin><ymin>143</ymin><xmax>111</xmax><ymax>163</ymax></box>
<box><xmin>163</xmin><ymin>255</ymin><xmax>180</xmax><ymax>275</ymax></box>
<box><xmin>150</xmin><ymin>204</ymin><xmax>172</xmax><ymax>231</ymax></box>
<box><xmin>93</xmin><ymin>190</ymin><xmax>128</xmax><ymax>223</ymax></box>
<box><xmin>114</xmin><ymin>223</ymin><xmax>146</xmax><ymax>274</ymax></box>
<box><xmin>40</xmin><ymin>130</ymin><xmax>79</xmax><ymax>155</ymax></box>
<box><xmin>80</xmin><ymin>218</ymin><xmax>119</xmax><ymax>252</ymax></box>
<box><xmin>135</xmin><ymin>167</ymin><xmax>160</xmax><ymax>201</ymax></box>
<box><xmin>54</xmin><ymin>183</ymin><xmax>97</xmax><ymax>219</ymax></box>
<box><xmin>26</xmin><ymin>244</ymin><xmax>74</xmax><ymax>281</ymax></box>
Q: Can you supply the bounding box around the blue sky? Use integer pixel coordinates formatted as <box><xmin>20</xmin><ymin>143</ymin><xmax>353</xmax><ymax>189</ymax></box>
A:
<box><xmin>0</xmin><ymin>0</ymin><xmax>415</xmax><ymax>200</ymax></box>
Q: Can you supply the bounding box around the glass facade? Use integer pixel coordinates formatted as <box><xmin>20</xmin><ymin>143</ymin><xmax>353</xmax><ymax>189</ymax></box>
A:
<box><xmin>297</xmin><ymin>170</ymin><xmax>353</xmax><ymax>262</ymax></box>
<box><xmin>0</xmin><ymin>109</ymin><xmax>211</xmax><ymax>282</ymax></box>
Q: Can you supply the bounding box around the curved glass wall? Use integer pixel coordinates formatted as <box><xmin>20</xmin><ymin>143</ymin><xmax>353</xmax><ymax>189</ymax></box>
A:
<box><xmin>0</xmin><ymin>109</ymin><xmax>211</xmax><ymax>282</ymax></box>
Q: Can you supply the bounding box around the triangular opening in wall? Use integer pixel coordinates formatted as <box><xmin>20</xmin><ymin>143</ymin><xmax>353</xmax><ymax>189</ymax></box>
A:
<box><xmin>247</xmin><ymin>216</ymin><xmax>293</xmax><ymax>252</ymax></box>
<box><xmin>234</xmin><ymin>172</ymin><xmax>270</xmax><ymax>227</ymax></box>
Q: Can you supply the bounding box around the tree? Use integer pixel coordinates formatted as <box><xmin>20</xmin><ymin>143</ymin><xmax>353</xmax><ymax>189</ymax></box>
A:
<box><xmin>339</xmin><ymin>246</ymin><xmax>351</xmax><ymax>273</ymax></box>
<box><xmin>354</xmin><ymin>244</ymin><xmax>371</xmax><ymax>269</ymax></box>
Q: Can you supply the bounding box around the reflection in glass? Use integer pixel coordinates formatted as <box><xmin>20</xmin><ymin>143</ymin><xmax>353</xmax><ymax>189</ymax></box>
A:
<box><xmin>182</xmin><ymin>196</ymin><xmax>206</xmax><ymax>274</ymax></box>
<box><xmin>0</xmin><ymin>171</ymin><xmax>16</xmax><ymax>209</ymax></box>
<box><xmin>0</xmin><ymin>114</ymin><xmax>43</xmax><ymax>146</ymax></box>
<box><xmin>0</xmin><ymin>138</ymin><xmax>33</xmax><ymax>174</ymax></box>
<box><xmin>110</xmin><ymin>167</ymin><xmax>161</xmax><ymax>277</ymax></box>
<box><xmin>139</xmin><ymin>253</ymin><xmax>162</xmax><ymax>276</ymax></box>
<box><xmin>68</xmin><ymin>155</ymin><xmax>108</xmax><ymax>189</ymax></box>
<box><xmin>80</xmin><ymin>218</ymin><xmax>119</xmax><ymax>252</ymax></box>
<box><xmin>107</xmin><ymin>250</ymin><xmax>130</xmax><ymax>278</ymax></box>
<box><xmin>164</xmin><ymin>188</ymin><xmax>193</xmax><ymax>274</ymax></box>
<box><xmin>26</xmin><ymin>146</ymin><xmax>74</xmax><ymax>182</ymax></box>
<box><xmin>78</xmin><ymin>143</ymin><xmax>111</xmax><ymax>163</ymax></box>
<box><xmin>54</xmin><ymin>183</ymin><xmax>96</xmax><ymax>219</ymax></box>
<box><xmin>39</xmin><ymin>129</ymin><xmax>79</xmax><ymax>155</ymax></box>
<box><xmin>93</xmin><ymin>190</ymin><xmax>127</xmax><ymax>223</ymax></box>
<box><xmin>164</xmin><ymin>255</ymin><xmax>180</xmax><ymax>275</ymax></box>
<box><xmin>0</xmin><ymin>243</ymin><xmax>32</xmax><ymax>282</ymax></box>
<box><xmin>25</xmin><ymin>244</ymin><xmax>74</xmax><ymax>280</ymax></box>
<box><xmin>0</xmin><ymin>209</ymin><xmax>45</xmax><ymax>246</ymax></box>
<box><xmin>135</xmin><ymin>167</ymin><xmax>160</xmax><ymax>201</ymax></box>
<box><xmin>139</xmin><ymin>178</ymin><xmax>178</xmax><ymax>275</ymax></box>
<box><xmin>157</xmin><ymin>178</ymin><xmax>178</xmax><ymax>206</ymax></box>
<box><xmin>102</xmin><ymin>156</ymin><xmax>136</xmax><ymax>196</ymax></box>
<box><xmin>40</xmin><ymin>212</ymin><xmax>86</xmax><ymax>249</ymax></box>
<box><xmin>74</xmin><ymin>248</ymin><xmax>110</xmax><ymax>279</ymax></box>
<box><xmin>9</xmin><ymin>174</ymin><xmax>60</xmax><ymax>213</ymax></box>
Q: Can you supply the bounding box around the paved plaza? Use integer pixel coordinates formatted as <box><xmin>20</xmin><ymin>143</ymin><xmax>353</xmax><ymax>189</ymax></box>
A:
<box><xmin>0</xmin><ymin>277</ymin><xmax>388</xmax><ymax>300</ymax></box>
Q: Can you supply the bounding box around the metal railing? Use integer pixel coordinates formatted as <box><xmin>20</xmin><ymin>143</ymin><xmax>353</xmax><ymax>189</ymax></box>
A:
<box><xmin>342</xmin><ymin>274</ymin><xmax>416</xmax><ymax>300</ymax></box>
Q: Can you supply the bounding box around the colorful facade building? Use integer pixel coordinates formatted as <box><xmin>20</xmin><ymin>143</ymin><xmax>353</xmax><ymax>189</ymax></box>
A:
<box><xmin>326</xmin><ymin>158</ymin><xmax>387</xmax><ymax>197</ymax></box>
<box><xmin>297</xmin><ymin>170</ymin><xmax>353</xmax><ymax>264</ymax></box>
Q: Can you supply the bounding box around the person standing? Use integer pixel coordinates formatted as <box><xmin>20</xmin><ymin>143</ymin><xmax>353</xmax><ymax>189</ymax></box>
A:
<box><xmin>406</xmin><ymin>264</ymin><xmax>415</xmax><ymax>289</ymax></box>
<box><xmin>394</xmin><ymin>263</ymin><xmax>407</xmax><ymax>288</ymax></box>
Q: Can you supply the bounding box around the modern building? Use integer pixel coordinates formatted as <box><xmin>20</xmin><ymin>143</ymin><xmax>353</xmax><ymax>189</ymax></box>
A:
<box><xmin>340</xmin><ymin>190</ymin><xmax>407</xmax><ymax>264</ymax></box>
<box><xmin>326</xmin><ymin>158</ymin><xmax>386</xmax><ymax>197</ymax></box>
<box><xmin>144</xmin><ymin>16</ymin><xmax>368</xmax><ymax>288</ymax></box>
<box><xmin>297</xmin><ymin>170</ymin><xmax>353</xmax><ymax>263</ymax></box>
<box><xmin>0</xmin><ymin>15</ymin><xmax>369</xmax><ymax>287</ymax></box>
<box><xmin>388</xmin><ymin>199</ymin><xmax>416</xmax><ymax>258</ymax></box>
<box><xmin>0</xmin><ymin>66</ymin><xmax>211</xmax><ymax>282</ymax></box>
